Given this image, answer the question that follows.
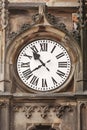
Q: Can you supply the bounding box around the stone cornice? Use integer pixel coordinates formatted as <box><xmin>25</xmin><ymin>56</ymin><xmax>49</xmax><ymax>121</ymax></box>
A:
<box><xmin>0</xmin><ymin>2</ymin><xmax>80</xmax><ymax>10</ymax></box>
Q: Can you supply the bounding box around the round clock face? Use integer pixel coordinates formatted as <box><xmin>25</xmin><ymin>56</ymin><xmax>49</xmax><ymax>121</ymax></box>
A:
<box><xmin>17</xmin><ymin>39</ymin><xmax>71</xmax><ymax>91</ymax></box>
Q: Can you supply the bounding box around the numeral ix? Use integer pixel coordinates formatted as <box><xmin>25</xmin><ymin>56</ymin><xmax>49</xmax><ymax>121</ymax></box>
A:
<box><xmin>22</xmin><ymin>69</ymin><xmax>32</xmax><ymax>79</ymax></box>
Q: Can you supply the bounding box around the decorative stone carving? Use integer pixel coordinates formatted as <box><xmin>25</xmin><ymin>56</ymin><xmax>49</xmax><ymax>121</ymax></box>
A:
<box><xmin>80</xmin><ymin>102</ymin><xmax>87</xmax><ymax>109</ymax></box>
<box><xmin>70</xmin><ymin>30</ymin><xmax>80</xmax><ymax>43</ymax></box>
<box><xmin>8</xmin><ymin>23</ymin><xmax>31</xmax><ymax>41</ymax></box>
<box><xmin>32</xmin><ymin>13</ymin><xmax>41</xmax><ymax>23</ymax></box>
<box><xmin>22</xmin><ymin>106</ymin><xmax>36</xmax><ymax>119</ymax></box>
<box><xmin>78</xmin><ymin>0</ymin><xmax>86</xmax><ymax>27</ymax></box>
<box><xmin>19</xmin><ymin>23</ymin><xmax>31</xmax><ymax>33</ymax></box>
<box><xmin>13</xmin><ymin>104</ymin><xmax>73</xmax><ymax>119</ymax></box>
<box><xmin>13</xmin><ymin>104</ymin><xmax>21</xmax><ymax>112</ymax></box>
<box><xmin>1</xmin><ymin>0</ymin><xmax>9</xmax><ymax>29</ymax></box>
<box><xmin>53</xmin><ymin>104</ymin><xmax>73</xmax><ymax>118</ymax></box>
<box><xmin>38</xmin><ymin>105</ymin><xmax>50</xmax><ymax>119</ymax></box>
<box><xmin>8</xmin><ymin>32</ymin><xmax>18</xmax><ymax>40</ymax></box>
<box><xmin>0</xmin><ymin>101</ymin><xmax>9</xmax><ymax>108</ymax></box>
<box><xmin>46</xmin><ymin>13</ymin><xmax>67</xmax><ymax>32</ymax></box>
<box><xmin>8</xmin><ymin>5</ymin><xmax>68</xmax><ymax>43</ymax></box>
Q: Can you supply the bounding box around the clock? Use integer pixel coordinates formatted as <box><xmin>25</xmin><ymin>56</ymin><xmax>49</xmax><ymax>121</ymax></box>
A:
<box><xmin>17</xmin><ymin>39</ymin><xmax>71</xmax><ymax>92</ymax></box>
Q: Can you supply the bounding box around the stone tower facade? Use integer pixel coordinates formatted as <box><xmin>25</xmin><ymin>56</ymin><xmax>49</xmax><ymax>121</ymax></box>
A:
<box><xmin>0</xmin><ymin>0</ymin><xmax>87</xmax><ymax>130</ymax></box>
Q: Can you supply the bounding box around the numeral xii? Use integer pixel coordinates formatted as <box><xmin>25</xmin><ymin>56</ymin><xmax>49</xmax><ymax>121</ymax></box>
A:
<box><xmin>40</xmin><ymin>43</ymin><xmax>48</xmax><ymax>51</ymax></box>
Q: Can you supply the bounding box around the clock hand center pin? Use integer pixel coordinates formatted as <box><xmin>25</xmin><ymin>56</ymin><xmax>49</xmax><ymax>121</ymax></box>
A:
<box><xmin>31</xmin><ymin>60</ymin><xmax>51</xmax><ymax>73</ymax></box>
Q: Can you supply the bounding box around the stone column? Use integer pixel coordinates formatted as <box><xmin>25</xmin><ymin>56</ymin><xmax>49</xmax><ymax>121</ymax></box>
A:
<box><xmin>0</xmin><ymin>100</ymin><xmax>10</xmax><ymax>130</ymax></box>
<box><xmin>0</xmin><ymin>0</ymin><xmax>9</xmax><ymax>92</ymax></box>
<box><xmin>77</xmin><ymin>0</ymin><xmax>87</xmax><ymax>91</ymax></box>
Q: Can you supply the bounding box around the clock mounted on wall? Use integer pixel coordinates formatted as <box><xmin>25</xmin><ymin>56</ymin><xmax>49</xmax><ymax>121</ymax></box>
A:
<box><xmin>17</xmin><ymin>39</ymin><xmax>71</xmax><ymax>92</ymax></box>
<box><xmin>6</xmin><ymin>5</ymin><xmax>79</xmax><ymax>93</ymax></box>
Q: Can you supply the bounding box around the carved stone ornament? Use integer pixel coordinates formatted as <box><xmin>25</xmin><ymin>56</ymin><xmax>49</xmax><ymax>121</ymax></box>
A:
<box><xmin>53</xmin><ymin>104</ymin><xmax>73</xmax><ymax>118</ymax></box>
<box><xmin>80</xmin><ymin>102</ymin><xmax>87</xmax><ymax>109</ymax></box>
<box><xmin>38</xmin><ymin>105</ymin><xmax>50</xmax><ymax>119</ymax></box>
<box><xmin>8</xmin><ymin>24</ymin><xmax>31</xmax><ymax>40</ymax></box>
<box><xmin>1</xmin><ymin>0</ymin><xmax>9</xmax><ymax>29</ymax></box>
<box><xmin>0</xmin><ymin>101</ymin><xmax>9</xmax><ymax>108</ymax></box>
<box><xmin>22</xmin><ymin>106</ymin><xmax>36</xmax><ymax>119</ymax></box>
<box><xmin>13</xmin><ymin>104</ymin><xmax>73</xmax><ymax>119</ymax></box>
<box><xmin>46</xmin><ymin>13</ymin><xmax>67</xmax><ymax>32</ymax></box>
<box><xmin>8</xmin><ymin>32</ymin><xmax>18</xmax><ymax>40</ymax></box>
<box><xmin>70</xmin><ymin>30</ymin><xmax>80</xmax><ymax>43</ymax></box>
<box><xmin>8</xmin><ymin>5</ymin><xmax>68</xmax><ymax>42</ymax></box>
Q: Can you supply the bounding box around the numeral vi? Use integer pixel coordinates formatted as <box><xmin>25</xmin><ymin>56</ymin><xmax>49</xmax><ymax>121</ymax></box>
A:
<box><xmin>42</xmin><ymin>79</ymin><xmax>48</xmax><ymax>87</ymax></box>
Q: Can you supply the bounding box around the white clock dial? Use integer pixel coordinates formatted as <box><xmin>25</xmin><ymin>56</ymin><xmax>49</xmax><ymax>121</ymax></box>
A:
<box><xmin>17</xmin><ymin>39</ymin><xmax>71</xmax><ymax>91</ymax></box>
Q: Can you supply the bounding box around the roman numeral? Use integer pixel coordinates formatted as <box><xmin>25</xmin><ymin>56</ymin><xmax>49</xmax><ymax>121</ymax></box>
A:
<box><xmin>40</xmin><ymin>43</ymin><xmax>48</xmax><ymax>51</ymax></box>
<box><xmin>56</xmin><ymin>70</ymin><xmax>65</xmax><ymax>78</ymax></box>
<box><xmin>56</xmin><ymin>52</ymin><xmax>65</xmax><ymax>59</ymax></box>
<box><xmin>58</xmin><ymin>62</ymin><xmax>68</xmax><ymax>68</ymax></box>
<box><xmin>23</xmin><ymin>53</ymin><xmax>32</xmax><ymax>59</ymax></box>
<box><xmin>21</xmin><ymin>62</ymin><xmax>30</xmax><ymax>67</ymax></box>
<box><xmin>51</xmin><ymin>45</ymin><xmax>56</xmax><ymax>53</ymax></box>
<box><xmin>31</xmin><ymin>45</ymin><xmax>38</xmax><ymax>53</ymax></box>
<box><xmin>51</xmin><ymin>77</ymin><xmax>57</xmax><ymax>85</ymax></box>
<box><xmin>42</xmin><ymin>79</ymin><xmax>48</xmax><ymax>87</ymax></box>
<box><xmin>30</xmin><ymin>76</ymin><xmax>39</xmax><ymax>86</ymax></box>
<box><xmin>22</xmin><ymin>69</ymin><xmax>32</xmax><ymax>79</ymax></box>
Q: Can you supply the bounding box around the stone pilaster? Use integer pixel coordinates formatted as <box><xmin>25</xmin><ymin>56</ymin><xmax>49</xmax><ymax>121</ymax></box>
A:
<box><xmin>0</xmin><ymin>0</ymin><xmax>10</xmax><ymax>92</ymax></box>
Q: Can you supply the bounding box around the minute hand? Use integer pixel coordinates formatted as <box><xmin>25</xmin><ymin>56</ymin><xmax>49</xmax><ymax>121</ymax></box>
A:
<box><xmin>31</xmin><ymin>65</ymin><xmax>42</xmax><ymax>73</ymax></box>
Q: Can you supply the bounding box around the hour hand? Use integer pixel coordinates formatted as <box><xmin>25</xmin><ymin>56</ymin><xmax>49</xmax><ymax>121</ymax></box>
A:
<box><xmin>33</xmin><ymin>52</ymin><xmax>40</xmax><ymax>60</ymax></box>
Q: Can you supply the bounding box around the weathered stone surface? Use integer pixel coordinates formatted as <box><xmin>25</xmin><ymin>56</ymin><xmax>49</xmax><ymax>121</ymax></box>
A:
<box><xmin>8</xmin><ymin>0</ymin><xmax>78</xmax><ymax>8</ymax></box>
<box><xmin>0</xmin><ymin>0</ymin><xmax>87</xmax><ymax>130</ymax></box>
